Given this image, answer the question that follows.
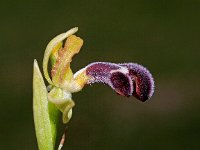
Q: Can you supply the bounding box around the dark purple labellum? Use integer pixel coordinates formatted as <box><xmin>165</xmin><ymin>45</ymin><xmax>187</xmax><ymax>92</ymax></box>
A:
<box><xmin>120</xmin><ymin>63</ymin><xmax>154</xmax><ymax>102</ymax></box>
<box><xmin>84</xmin><ymin>62</ymin><xmax>154</xmax><ymax>101</ymax></box>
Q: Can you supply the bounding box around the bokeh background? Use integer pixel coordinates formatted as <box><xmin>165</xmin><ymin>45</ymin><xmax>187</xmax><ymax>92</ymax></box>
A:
<box><xmin>1</xmin><ymin>0</ymin><xmax>200</xmax><ymax>149</ymax></box>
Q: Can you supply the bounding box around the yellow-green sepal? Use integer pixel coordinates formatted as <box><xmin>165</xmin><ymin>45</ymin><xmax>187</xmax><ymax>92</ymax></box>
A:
<box><xmin>33</xmin><ymin>59</ymin><xmax>59</xmax><ymax>150</ymax></box>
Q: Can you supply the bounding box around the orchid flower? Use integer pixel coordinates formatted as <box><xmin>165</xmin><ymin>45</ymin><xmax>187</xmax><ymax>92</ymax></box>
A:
<box><xmin>33</xmin><ymin>27</ymin><xmax>155</xmax><ymax>150</ymax></box>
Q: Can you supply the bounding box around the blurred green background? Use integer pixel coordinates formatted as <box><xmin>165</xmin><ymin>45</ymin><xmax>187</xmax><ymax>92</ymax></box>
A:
<box><xmin>1</xmin><ymin>0</ymin><xmax>200</xmax><ymax>149</ymax></box>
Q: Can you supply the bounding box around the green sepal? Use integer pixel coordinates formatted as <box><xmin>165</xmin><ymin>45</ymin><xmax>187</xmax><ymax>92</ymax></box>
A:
<box><xmin>33</xmin><ymin>59</ymin><xmax>59</xmax><ymax>150</ymax></box>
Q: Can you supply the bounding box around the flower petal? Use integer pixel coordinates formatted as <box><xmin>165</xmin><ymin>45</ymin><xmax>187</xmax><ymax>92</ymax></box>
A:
<box><xmin>51</xmin><ymin>35</ymin><xmax>83</xmax><ymax>87</ymax></box>
<box><xmin>43</xmin><ymin>27</ymin><xmax>78</xmax><ymax>85</ymax></box>
<box><xmin>73</xmin><ymin>62</ymin><xmax>154</xmax><ymax>101</ymax></box>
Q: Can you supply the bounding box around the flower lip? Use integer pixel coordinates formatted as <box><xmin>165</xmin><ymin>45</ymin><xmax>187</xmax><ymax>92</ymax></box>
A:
<box><xmin>73</xmin><ymin>62</ymin><xmax>154</xmax><ymax>101</ymax></box>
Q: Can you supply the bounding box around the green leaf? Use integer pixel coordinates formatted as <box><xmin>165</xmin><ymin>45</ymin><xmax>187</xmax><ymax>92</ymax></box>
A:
<box><xmin>33</xmin><ymin>59</ymin><xmax>59</xmax><ymax>150</ymax></box>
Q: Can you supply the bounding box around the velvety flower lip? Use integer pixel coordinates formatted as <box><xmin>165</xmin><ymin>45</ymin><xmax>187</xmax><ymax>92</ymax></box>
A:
<box><xmin>119</xmin><ymin>63</ymin><xmax>155</xmax><ymax>101</ymax></box>
<box><xmin>75</xmin><ymin>62</ymin><xmax>155</xmax><ymax>101</ymax></box>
